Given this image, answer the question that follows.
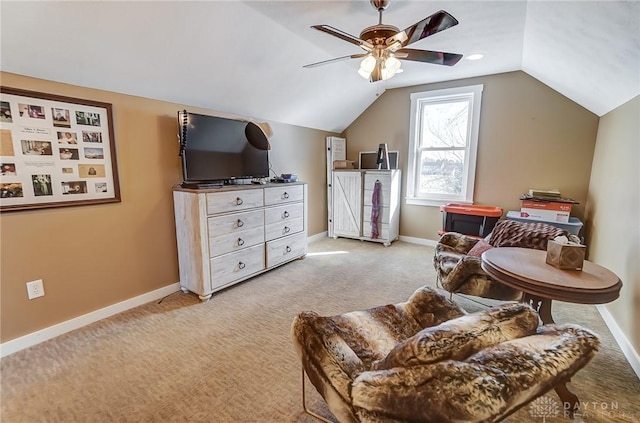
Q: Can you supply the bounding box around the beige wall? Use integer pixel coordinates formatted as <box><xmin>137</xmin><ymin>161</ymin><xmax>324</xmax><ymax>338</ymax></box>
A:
<box><xmin>343</xmin><ymin>71</ymin><xmax>599</xmax><ymax>240</ymax></box>
<box><xmin>0</xmin><ymin>72</ymin><xmax>333</xmax><ymax>342</ymax></box>
<box><xmin>585</xmin><ymin>95</ymin><xmax>640</xmax><ymax>353</ymax></box>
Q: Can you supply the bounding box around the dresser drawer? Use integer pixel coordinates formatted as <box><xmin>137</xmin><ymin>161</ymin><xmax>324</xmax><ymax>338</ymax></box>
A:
<box><xmin>264</xmin><ymin>185</ymin><xmax>304</xmax><ymax>206</ymax></box>
<box><xmin>363</xmin><ymin>185</ymin><xmax>391</xmax><ymax>207</ymax></box>
<box><xmin>264</xmin><ymin>203</ymin><xmax>304</xmax><ymax>225</ymax></box>
<box><xmin>362</xmin><ymin>223</ymin><xmax>390</xmax><ymax>241</ymax></box>
<box><xmin>210</xmin><ymin>244</ymin><xmax>265</xmax><ymax>290</ymax></box>
<box><xmin>209</xmin><ymin>226</ymin><xmax>265</xmax><ymax>258</ymax></box>
<box><xmin>208</xmin><ymin>209</ymin><xmax>264</xmax><ymax>238</ymax></box>
<box><xmin>364</xmin><ymin>173</ymin><xmax>391</xmax><ymax>191</ymax></box>
<box><xmin>265</xmin><ymin>217</ymin><xmax>304</xmax><ymax>242</ymax></box>
<box><xmin>206</xmin><ymin>189</ymin><xmax>264</xmax><ymax>215</ymax></box>
<box><xmin>266</xmin><ymin>232</ymin><xmax>307</xmax><ymax>268</ymax></box>
<box><xmin>363</xmin><ymin>205</ymin><xmax>390</xmax><ymax>224</ymax></box>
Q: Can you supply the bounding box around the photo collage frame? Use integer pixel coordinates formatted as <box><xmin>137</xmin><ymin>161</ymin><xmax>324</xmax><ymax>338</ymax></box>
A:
<box><xmin>0</xmin><ymin>87</ymin><xmax>120</xmax><ymax>211</ymax></box>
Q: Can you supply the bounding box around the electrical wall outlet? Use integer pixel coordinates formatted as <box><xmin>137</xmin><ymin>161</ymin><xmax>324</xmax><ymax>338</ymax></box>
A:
<box><xmin>26</xmin><ymin>279</ymin><xmax>45</xmax><ymax>299</ymax></box>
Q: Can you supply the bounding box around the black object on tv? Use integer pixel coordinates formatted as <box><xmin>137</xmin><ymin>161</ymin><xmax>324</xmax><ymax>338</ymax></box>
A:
<box><xmin>178</xmin><ymin>111</ymin><xmax>269</xmax><ymax>183</ymax></box>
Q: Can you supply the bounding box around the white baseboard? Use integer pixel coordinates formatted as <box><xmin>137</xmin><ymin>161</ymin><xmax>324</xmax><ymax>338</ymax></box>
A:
<box><xmin>308</xmin><ymin>231</ymin><xmax>328</xmax><ymax>243</ymax></box>
<box><xmin>312</xmin><ymin>233</ymin><xmax>438</xmax><ymax>247</ymax></box>
<box><xmin>596</xmin><ymin>305</ymin><xmax>640</xmax><ymax>380</ymax></box>
<box><xmin>0</xmin><ymin>283</ymin><xmax>181</xmax><ymax>358</ymax></box>
<box><xmin>398</xmin><ymin>235</ymin><xmax>438</xmax><ymax>247</ymax></box>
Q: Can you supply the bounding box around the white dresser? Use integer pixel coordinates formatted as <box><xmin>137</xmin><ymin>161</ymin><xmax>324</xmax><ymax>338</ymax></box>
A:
<box><xmin>173</xmin><ymin>182</ymin><xmax>307</xmax><ymax>301</ymax></box>
<box><xmin>332</xmin><ymin>170</ymin><xmax>400</xmax><ymax>246</ymax></box>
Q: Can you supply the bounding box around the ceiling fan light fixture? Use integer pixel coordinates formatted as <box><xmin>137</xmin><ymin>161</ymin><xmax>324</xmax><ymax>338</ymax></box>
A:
<box><xmin>358</xmin><ymin>55</ymin><xmax>376</xmax><ymax>79</ymax></box>
<box><xmin>360</xmin><ymin>55</ymin><xmax>376</xmax><ymax>71</ymax></box>
<box><xmin>381</xmin><ymin>67</ymin><xmax>394</xmax><ymax>80</ymax></box>
<box><xmin>381</xmin><ymin>55</ymin><xmax>402</xmax><ymax>80</ymax></box>
<box><xmin>385</xmin><ymin>55</ymin><xmax>401</xmax><ymax>72</ymax></box>
<box><xmin>358</xmin><ymin>67</ymin><xmax>373</xmax><ymax>79</ymax></box>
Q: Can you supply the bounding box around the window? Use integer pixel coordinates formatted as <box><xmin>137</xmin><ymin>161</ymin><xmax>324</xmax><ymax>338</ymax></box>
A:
<box><xmin>406</xmin><ymin>84</ymin><xmax>483</xmax><ymax>206</ymax></box>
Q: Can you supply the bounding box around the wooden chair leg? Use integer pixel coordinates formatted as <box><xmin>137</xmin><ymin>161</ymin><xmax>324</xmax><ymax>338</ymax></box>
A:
<box><xmin>301</xmin><ymin>367</ymin><xmax>334</xmax><ymax>423</ymax></box>
<box><xmin>555</xmin><ymin>381</ymin><xmax>579</xmax><ymax>419</ymax></box>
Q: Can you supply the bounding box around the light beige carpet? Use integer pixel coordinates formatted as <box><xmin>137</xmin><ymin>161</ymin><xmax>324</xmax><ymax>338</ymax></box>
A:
<box><xmin>2</xmin><ymin>238</ymin><xmax>639</xmax><ymax>423</ymax></box>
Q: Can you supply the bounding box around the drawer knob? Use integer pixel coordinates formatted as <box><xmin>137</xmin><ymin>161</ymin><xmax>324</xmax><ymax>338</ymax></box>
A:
<box><xmin>283</xmin><ymin>226</ymin><xmax>291</xmax><ymax>234</ymax></box>
<box><xmin>238</xmin><ymin>261</ymin><xmax>246</xmax><ymax>269</ymax></box>
<box><xmin>237</xmin><ymin>238</ymin><xmax>245</xmax><ymax>246</ymax></box>
<box><xmin>282</xmin><ymin>192</ymin><xmax>289</xmax><ymax>199</ymax></box>
<box><xmin>236</xmin><ymin>219</ymin><xmax>244</xmax><ymax>228</ymax></box>
<box><xmin>282</xmin><ymin>211</ymin><xmax>289</xmax><ymax>219</ymax></box>
<box><xmin>235</xmin><ymin>197</ymin><xmax>243</xmax><ymax>205</ymax></box>
<box><xmin>286</xmin><ymin>246</ymin><xmax>292</xmax><ymax>253</ymax></box>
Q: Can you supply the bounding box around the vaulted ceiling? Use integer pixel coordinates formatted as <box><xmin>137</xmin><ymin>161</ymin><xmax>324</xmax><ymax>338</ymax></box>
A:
<box><xmin>1</xmin><ymin>1</ymin><xmax>638</xmax><ymax>133</ymax></box>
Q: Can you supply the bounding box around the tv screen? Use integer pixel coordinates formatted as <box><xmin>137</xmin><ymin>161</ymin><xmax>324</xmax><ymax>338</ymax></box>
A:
<box><xmin>179</xmin><ymin>111</ymin><xmax>269</xmax><ymax>183</ymax></box>
<box><xmin>359</xmin><ymin>150</ymin><xmax>399</xmax><ymax>169</ymax></box>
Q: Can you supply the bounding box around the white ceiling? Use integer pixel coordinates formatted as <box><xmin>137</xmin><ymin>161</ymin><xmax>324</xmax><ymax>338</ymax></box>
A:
<box><xmin>1</xmin><ymin>1</ymin><xmax>638</xmax><ymax>133</ymax></box>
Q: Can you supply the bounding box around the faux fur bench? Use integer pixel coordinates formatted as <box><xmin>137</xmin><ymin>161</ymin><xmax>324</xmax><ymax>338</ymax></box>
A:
<box><xmin>291</xmin><ymin>286</ymin><xmax>599</xmax><ymax>423</ymax></box>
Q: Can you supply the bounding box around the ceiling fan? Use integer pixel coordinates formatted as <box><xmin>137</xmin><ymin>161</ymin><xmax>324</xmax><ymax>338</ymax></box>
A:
<box><xmin>304</xmin><ymin>0</ymin><xmax>463</xmax><ymax>82</ymax></box>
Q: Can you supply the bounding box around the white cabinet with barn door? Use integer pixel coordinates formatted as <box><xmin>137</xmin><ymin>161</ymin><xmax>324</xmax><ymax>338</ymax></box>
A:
<box><xmin>331</xmin><ymin>170</ymin><xmax>400</xmax><ymax>246</ymax></box>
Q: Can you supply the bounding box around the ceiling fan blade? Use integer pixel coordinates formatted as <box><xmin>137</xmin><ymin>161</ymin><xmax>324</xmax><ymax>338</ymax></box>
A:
<box><xmin>392</xmin><ymin>10</ymin><xmax>459</xmax><ymax>48</ymax></box>
<box><xmin>311</xmin><ymin>25</ymin><xmax>373</xmax><ymax>50</ymax></box>
<box><xmin>398</xmin><ymin>49</ymin><xmax>463</xmax><ymax>66</ymax></box>
<box><xmin>303</xmin><ymin>54</ymin><xmax>368</xmax><ymax>68</ymax></box>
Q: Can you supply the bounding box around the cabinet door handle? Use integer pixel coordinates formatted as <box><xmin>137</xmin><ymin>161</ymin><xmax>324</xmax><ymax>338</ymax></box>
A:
<box><xmin>235</xmin><ymin>197</ymin><xmax>243</xmax><ymax>205</ymax></box>
<box><xmin>282</xmin><ymin>192</ymin><xmax>289</xmax><ymax>199</ymax></box>
<box><xmin>282</xmin><ymin>211</ymin><xmax>289</xmax><ymax>219</ymax></box>
<box><xmin>237</xmin><ymin>238</ymin><xmax>245</xmax><ymax>246</ymax></box>
<box><xmin>236</xmin><ymin>219</ymin><xmax>244</xmax><ymax>228</ymax></box>
<box><xmin>238</xmin><ymin>261</ymin><xmax>246</xmax><ymax>269</ymax></box>
<box><xmin>283</xmin><ymin>226</ymin><xmax>290</xmax><ymax>234</ymax></box>
<box><xmin>285</xmin><ymin>246</ymin><xmax>292</xmax><ymax>253</ymax></box>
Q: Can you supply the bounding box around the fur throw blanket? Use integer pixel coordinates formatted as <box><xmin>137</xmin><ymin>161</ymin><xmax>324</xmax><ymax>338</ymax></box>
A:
<box><xmin>292</xmin><ymin>287</ymin><xmax>600</xmax><ymax>423</ymax></box>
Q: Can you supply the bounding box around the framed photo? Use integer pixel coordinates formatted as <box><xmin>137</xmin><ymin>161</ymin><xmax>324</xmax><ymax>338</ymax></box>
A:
<box><xmin>0</xmin><ymin>87</ymin><xmax>120</xmax><ymax>211</ymax></box>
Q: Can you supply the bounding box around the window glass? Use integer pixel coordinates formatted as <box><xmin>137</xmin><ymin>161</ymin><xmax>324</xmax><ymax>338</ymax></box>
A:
<box><xmin>420</xmin><ymin>100</ymin><xmax>469</xmax><ymax>149</ymax></box>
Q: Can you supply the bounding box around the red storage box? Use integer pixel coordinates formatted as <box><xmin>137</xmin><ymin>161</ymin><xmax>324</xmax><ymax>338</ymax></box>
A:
<box><xmin>440</xmin><ymin>203</ymin><xmax>503</xmax><ymax>238</ymax></box>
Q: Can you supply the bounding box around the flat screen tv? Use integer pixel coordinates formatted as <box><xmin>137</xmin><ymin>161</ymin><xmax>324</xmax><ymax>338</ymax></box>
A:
<box><xmin>359</xmin><ymin>150</ymin><xmax>399</xmax><ymax>169</ymax></box>
<box><xmin>178</xmin><ymin>111</ymin><xmax>270</xmax><ymax>184</ymax></box>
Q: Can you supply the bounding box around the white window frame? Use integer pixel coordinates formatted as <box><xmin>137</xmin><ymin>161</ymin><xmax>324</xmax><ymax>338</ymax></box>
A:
<box><xmin>406</xmin><ymin>84</ymin><xmax>483</xmax><ymax>207</ymax></box>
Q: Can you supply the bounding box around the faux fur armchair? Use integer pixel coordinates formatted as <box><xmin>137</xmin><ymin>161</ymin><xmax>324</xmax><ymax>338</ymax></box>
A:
<box><xmin>433</xmin><ymin>219</ymin><xmax>581</xmax><ymax>301</ymax></box>
<box><xmin>291</xmin><ymin>286</ymin><xmax>600</xmax><ymax>423</ymax></box>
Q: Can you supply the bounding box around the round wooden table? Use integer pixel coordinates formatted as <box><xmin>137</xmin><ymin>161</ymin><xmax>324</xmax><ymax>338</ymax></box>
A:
<box><xmin>481</xmin><ymin>247</ymin><xmax>622</xmax><ymax>324</ymax></box>
<box><xmin>481</xmin><ymin>247</ymin><xmax>622</xmax><ymax>417</ymax></box>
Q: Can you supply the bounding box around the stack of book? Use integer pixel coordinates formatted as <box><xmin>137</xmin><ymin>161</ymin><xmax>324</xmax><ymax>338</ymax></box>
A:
<box><xmin>526</xmin><ymin>188</ymin><xmax>561</xmax><ymax>199</ymax></box>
